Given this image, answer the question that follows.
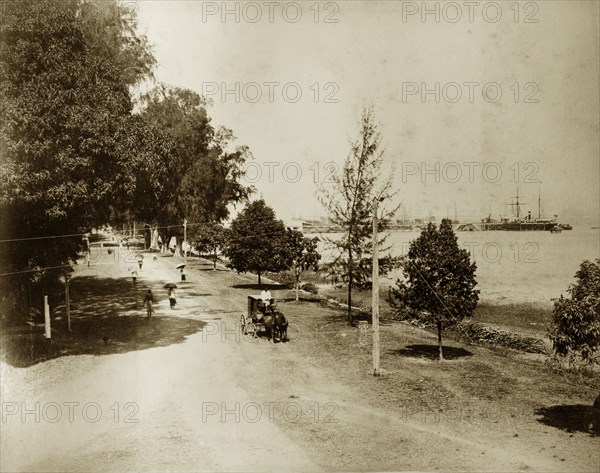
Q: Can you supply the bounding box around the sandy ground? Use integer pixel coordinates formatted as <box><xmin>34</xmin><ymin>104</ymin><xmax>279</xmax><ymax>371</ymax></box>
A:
<box><xmin>1</xmin><ymin>248</ymin><xmax>598</xmax><ymax>472</ymax></box>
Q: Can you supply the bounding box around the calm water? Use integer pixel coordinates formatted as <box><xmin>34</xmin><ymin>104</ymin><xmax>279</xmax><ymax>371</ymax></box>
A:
<box><xmin>309</xmin><ymin>226</ymin><xmax>600</xmax><ymax>305</ymax></box>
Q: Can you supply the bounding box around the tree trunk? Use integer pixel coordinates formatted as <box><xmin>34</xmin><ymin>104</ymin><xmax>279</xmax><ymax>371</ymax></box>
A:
<box><xmin>144</xmin><ymin>224</ymin><xmax>151</xmax><ymax>250</ymax></box>
<box><xmin>258</xmin><ymin>271</ymin><xmax>261</xmax><ymax>285</ymax></box>
<box><xmin>295</xmin><ymin>278</ymin><xmax>299</xmax><ymax>302</ymax></box>
<box><xmin>437</xmin><ymin>320</ymin><xmax>444</xmax><ymax>361</ymax></box>
<box><xmin>213</xmin><ymin>250</ymin><xmax>217</xmax><ymax>269</ymax></box>
<box><xmin>162</xmin><ymin>231</ymin><xmax>170</xmax><ymax>253</ymax></box>
<box><xmin>347</xmin><ymin>248</ymin><xmax>353</xmax><ymax>325</ymax></box>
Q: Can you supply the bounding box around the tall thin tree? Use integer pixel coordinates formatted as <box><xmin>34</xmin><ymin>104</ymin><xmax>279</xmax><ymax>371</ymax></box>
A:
<box><xmin>319</xmin><ymin>107</ymin><xmax>399</xmax><ymax>324</ymax></box>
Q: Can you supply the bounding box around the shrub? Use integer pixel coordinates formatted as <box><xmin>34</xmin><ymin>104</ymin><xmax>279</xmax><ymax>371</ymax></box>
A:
<box><xmin>301</xmin><ymin>283</ymin><xmax>319</xmax><ymax>294</ymax></box>
<box><xmin>549</xmin><ymin>259</ymin><xmax>600</xmax><ymax>364</ymax></box>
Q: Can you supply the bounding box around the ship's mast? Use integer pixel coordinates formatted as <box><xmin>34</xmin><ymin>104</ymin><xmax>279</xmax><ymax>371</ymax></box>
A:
<box><xmin>509</xmin><ymin>187</ymin><xmax>527</xmax><ymax>219</ymax></box>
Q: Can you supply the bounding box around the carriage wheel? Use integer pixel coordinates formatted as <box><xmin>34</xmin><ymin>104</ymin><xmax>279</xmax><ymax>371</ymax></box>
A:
<box><xmin>248</xmin><ymin>321</ymin><xmax>257</xmax><ymax>338</ymax></box>
<box><xmin>240</xmin><ymin>314</ymin><xmax>247</xmax><ymax>335</ymax></box>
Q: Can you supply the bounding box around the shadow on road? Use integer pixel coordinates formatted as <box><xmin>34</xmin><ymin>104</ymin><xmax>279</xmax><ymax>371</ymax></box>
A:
<box><xmin>388</xmin><ymin>344</ymin><xmax>473</xmax><ymax>360</ymax></box>
<box><xmin>535</xmin><ymin>405</ymin><xmax>599</xmax><ymax>437</ymax></box>
<box><xmin>231</xmin><ymin>283</ymin><xmax>286</xmax><ymax>290</ymax></box>
<box><xmin>1</xmin><ymin>274</ymin><xmax>205</xmax><ymax>368</ymax></box>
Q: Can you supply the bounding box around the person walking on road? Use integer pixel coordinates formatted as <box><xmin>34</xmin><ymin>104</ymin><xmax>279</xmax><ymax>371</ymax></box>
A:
<box><xmin>168</xmin><ymin>287</ymin><xmax>177</xmax><ymax>309</ymax></box>
<box><xmin>137</xmin><ymin>254</ymin><xmax>144</xmax><ymax>270</ymax></box>
<box><xmin>144</xmin><ymin>289</ymin><xmax>154</xmax><ymax>318</ymax></box>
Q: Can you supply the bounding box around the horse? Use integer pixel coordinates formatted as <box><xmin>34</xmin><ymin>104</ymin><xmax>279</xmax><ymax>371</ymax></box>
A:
<box><xmin>273</xmin><ymin>311</ymin><xmax>288</xmax><ymax>342</ymax></box>
<box><xmin>263</xmin><ymin>311</ymin><xmax>288</xmax><ymax>343</ymax></box>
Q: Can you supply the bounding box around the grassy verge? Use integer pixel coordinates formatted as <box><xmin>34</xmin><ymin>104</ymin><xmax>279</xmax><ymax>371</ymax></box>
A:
<box><xmin>277</xmin><ymin>297</ymin><xmax>600</xmax><ymax>440</ymax></box>
<box><xmin>223</xmin><ymin>255</ymin><xmax>556</xmax><ymax>348</ymax></box>
<box><xmin>267</xmin><ymin>268</ymin><xmax>558</xmax><ymax>358</ymax></box>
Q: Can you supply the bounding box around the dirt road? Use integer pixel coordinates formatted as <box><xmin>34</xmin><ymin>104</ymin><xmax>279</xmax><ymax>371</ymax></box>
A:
<box><xmin>1</xmin><ymin>249</ymin><xmax>597</xmax><ymax>472</ymax></box>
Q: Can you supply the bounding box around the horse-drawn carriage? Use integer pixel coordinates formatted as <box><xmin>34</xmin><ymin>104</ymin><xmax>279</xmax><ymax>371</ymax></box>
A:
<box><xmin>240</xmin><ymin>294</ymin><xmax>288</xmax><ymax>342</ymax></box>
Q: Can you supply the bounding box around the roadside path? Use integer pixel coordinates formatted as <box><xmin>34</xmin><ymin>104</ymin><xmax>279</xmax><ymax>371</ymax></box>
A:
<box><xmin>1</xmin><ymin>249</ymin><xmax>318</xmax><ymax>472</ymax></box>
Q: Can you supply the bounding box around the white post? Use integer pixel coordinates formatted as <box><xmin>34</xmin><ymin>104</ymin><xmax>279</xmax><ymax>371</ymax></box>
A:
<box><xmin>65</xmin><ymin>276</ymin><xmax>71</xmax><ymax>332</ymax></box>
<box><xmin>44</xmin><ymin>295</ymin><xmax>51</xmax><ymax>339</ymax></box>
<box><xmin>183</xmin><ymin>218</ymin><xmax>187</xmax><ymax>263</ymax></box>
<box><xmin>372</xmin><ymin>199</ymin><xmax>380</xmax><ymax>376</ymax></box>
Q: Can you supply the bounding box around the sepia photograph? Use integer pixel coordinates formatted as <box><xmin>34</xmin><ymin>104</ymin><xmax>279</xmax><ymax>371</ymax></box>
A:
<box><xmin>1</xmin><ymin>0</ymin><xmax>599</xmax><ymax>471</ymax></box>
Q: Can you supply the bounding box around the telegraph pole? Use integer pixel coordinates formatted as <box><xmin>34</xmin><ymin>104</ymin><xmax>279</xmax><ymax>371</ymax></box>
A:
<box><xmin>372</xmin><ymin>198</ymin><xmax>380</xmax><ymax>376</ymax></box>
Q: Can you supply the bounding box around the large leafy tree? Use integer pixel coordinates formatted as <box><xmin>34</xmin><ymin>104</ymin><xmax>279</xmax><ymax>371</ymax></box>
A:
<box><xmin>139</xmin><ymin>86</ymin><xmax>253</xmax><ymax>247</ymax></box>
<box><xmin>137</xmin><ymin>85</ymin><xmax>212</xmax><ymax>247</ymax></box>
<box><xmin>110</xmin><ymin>115</ymin><xmax>179</xmax><ymax>225</ymax></box>
<box><xmin>319</xmin><ymin>107</ymin><xmax>399</xmax><ymax>323</ymax></box>
<box><xmin>140</xmin><ymin>85</ymin><xmax>213</xmax><ymax>165</ymax></box>
<box><xmin>549</xmin><ymin>259</ymin><xmax>600</xmax><ymax>365</ymax></box>
<box><xmin>77</xmin><ymin>0</ymin><xmax>155</xmax><ymax>87</ymax></box>
<box><xmin>179</xmin><ymin>127</ymin><xmax>253</xmax><ymax>223</ymax></box>
<box><xmin>0</xmin><ymin>0</ymin><xmax>158</xmax><ymax>320</ymax></box>
<box><xmin>224</xmin><ymin>200</ymin><xmax>290</xmax><ymax>285</ymax></box>
<box><xmin>390</xmin><ymin>219</ymin><xmax>479</xmax><ymax>360</ymax></box>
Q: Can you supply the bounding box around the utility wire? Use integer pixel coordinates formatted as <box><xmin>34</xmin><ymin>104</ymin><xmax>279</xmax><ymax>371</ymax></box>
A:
<box><xmin>0</xmin><ymin>264</ymin><xmax>71</xmax><ymax>277</ymax></box>
<box><xmin>0</xmin><ymin>217</ymin><xmax>304</xmax><ymax>244</ymax></box>
<box><xmin>0</xmin><ymin>233</ymin><xmax>88</xmax><ymax>243</ymax></box>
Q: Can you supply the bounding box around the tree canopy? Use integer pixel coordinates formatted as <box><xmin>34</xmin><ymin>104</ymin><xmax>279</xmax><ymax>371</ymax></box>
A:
<box><xmin>224</xmin><ymin>200</ymin><xmax>290</xmax><ymax>285</ymax></box>
<box><xmin>138</xmin><ymin>86</ymin><xmax>254</xmax><ymax>247</ymax></box>
<box><xmin>0</xmin><ymin>0</ymin><xmax>251</xmax><ymax>322</ymax></box>
<box><xmin>0</xmin><ymin>0</ymin><xmax>162</xmax><ymax>320</ymax></box>
<box><xmin>549</xmin><ymin>259</ymin><xmax>600</xmax><ymax>365</ymax></box>
<box><xmin>390</xmin><ymin>219</ymin><xmax>479</xmax><ymax>360</ymax></box>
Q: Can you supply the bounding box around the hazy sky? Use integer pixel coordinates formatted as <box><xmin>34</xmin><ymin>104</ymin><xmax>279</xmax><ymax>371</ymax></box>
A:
<box><xmin>135</xmin><ymin>0</ymin><xmax>599</xmax><ymax>224</ymax></box>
